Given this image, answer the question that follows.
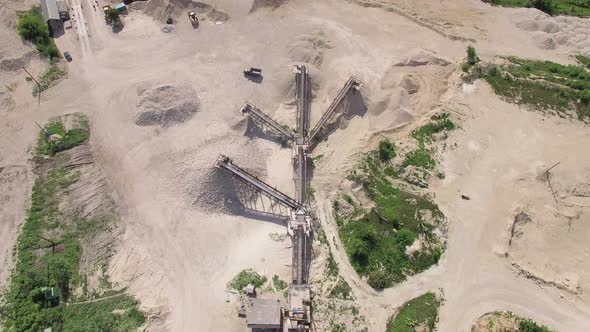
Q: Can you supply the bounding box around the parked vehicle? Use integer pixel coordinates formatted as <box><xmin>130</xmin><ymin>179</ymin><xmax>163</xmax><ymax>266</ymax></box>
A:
<box><xmin>188</xmin><ymin>11</ymin><xmax>199</xmax><ymax>27</ymax></box>
<box><xmin>243</xmin><ymin>67</ymin><xmax>262</xmax><ymax>78</ymax></box>
<box><xmin>63</xmin><ymin>51</ymin><xmax>72</xmax><ymax>62</ymax></box>
<box><xmin>166</xmin><ymin>17</ymin><xmax>173</xmax><ymax>25</ymax></box>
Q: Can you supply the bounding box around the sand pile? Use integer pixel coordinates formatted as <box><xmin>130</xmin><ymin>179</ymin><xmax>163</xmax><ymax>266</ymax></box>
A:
<box><xmin>511</xmin><ymin>9</ymin><xmax>590</xmax><ymax>52</ymax></box>
<box><xmin>142</xmin><ymin>0</ymin><xmax>229</xmax><ymax>23</ymax></box>
<box><xmin>394</xmin><ymin>49</ymin><xmax>451</xmax><ymax>67</ymax></box>
<box><xmin>249</xmin><ymin>0</ymin><xmax>289</xmax><ymax>13</ymax></box>
<box><xmin>288</xmin><ymin>31</ymin><xmax>333</xmax><ymax>67</ymax></box>
<box><xmin>532</xmin><ymin>32</ymin><xmax>558</xmax><ymax>50</ymax></box>
<box><xmin>135</xmin><ymin>83</ymin><xmax>199</xmax><ymax>127</ymax></box>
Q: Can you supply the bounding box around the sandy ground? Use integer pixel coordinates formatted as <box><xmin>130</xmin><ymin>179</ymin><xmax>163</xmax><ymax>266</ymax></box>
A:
<box><xmin>1</xmin><ymin>0</ymin><xmax>590</xmax><ymax>331</ymax></box>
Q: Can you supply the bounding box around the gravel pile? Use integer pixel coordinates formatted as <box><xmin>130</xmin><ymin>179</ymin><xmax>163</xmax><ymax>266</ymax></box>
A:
<box><xmin>135</xmin><ymin>83</ymin><xmax>199</xmax><ymax>127</ymax></box>
<box><xmin>182</xmin><ymin>137</ymin><xmax>268</xmax><ymax>214</ymax></box>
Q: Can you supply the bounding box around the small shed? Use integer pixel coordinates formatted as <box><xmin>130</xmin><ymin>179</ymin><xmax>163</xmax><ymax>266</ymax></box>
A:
<box><xmin>114</xmin><ymin>3</ymin><xmax>126</xmax><ymax>12</ymax></box>
<box><xmin>244</xmin><ymin>284</ymin><xmax>255</xmax><ymax>297</ymax></box>
<box><xmin>246</xmin><ymin>298</ymin><xmax>282</xmax><ymax>330</ymax></box>
<box><xmin>40</xmin><ymin>0</ymin><xmax>63</xmax><ymax>32</ymax></box>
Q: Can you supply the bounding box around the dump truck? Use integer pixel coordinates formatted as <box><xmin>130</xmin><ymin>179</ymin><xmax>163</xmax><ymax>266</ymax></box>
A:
<box><xmin>188</xmin><ymin>11</ymin><xmax>199</xmax><ymax>27</ymax></box>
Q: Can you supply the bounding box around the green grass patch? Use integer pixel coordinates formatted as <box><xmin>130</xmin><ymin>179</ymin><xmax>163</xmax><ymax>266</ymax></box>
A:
<box><xmin>33</xmin><ymin>61</ymin><xmax>66</xmax><ymax>96</ymax></box>
<box><xmin>483</xmin><ymin>0</ymin><xmax>590</xmax><ymax>17</ymax></box>
<box><xmin>576</xmin><ymin>54</ymin><xmax>590</xmax><ymax>69</ymax></box>
<box><xmin>272</xmin><ymin>275</ymin><xmax>288</xmax><ymax>291</ymax></box>
<box><xmin>386</xmin><ymin>292</ymin><xmax>440</xmax><ymax>332</ymax></box>
<box><xmin>519</xmin><ymin>319</ymin><xmax>552</xmax><ymax>332</ymax></box>
<box><xmin>36</xmin><ymin>116</ymin><xmax>90</xmax><ymax>156</ymax></box>
<box><xmin>412</xmin><ymin>113</ymin><xmax>455</xmax><ymax>144</ymax></box>
<box><xmin>481</xmin><ymin>57</ymin><xmax>590</xmax><ymax>122</ymax></box>
<box><xmin>326</xmin><ymin>248</ymin><xmax>339</xmax><ymax>278</ymax></box>
<box><xmin>328</xmin><ymin>278</ymin><xmax>353</xmax><ymax>300</ymax></box>
<box><xmin>402</xmin><ymin>146</ymin><xmax>436</xmax><ymax>170</ymax></box>
<box><xmin>228</xmin><ymin>269</ymin><xmax>267</xmax><ymax>291</ymax></box>
<box><xmin>338</xmin><ymin>152</ymin><xmax>445</xmax><ymax>289</ymax></box>
<box><xmin>1</xmin><ymin>120</ymin><xmax>143</xmax><ymax>331</ymax></box>
<box><xmin>17</xmin><ymin>6</ymin><xmax>60</xmax><ymax>58</ymax></box>
<box><xmin>62</xmin><ymin>296</ymin><xmax>145</xmax><ymax>331</ymax></box>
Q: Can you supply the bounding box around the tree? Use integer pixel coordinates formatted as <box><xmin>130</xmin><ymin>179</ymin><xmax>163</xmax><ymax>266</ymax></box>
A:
<box><xmin>104</xmin><ymin>8</ymin><xmax>120</xmax><ymax>25</ymax></box>
<box><xmin>378</xmin><ymin>139</ymin><xmax>396</xmax><ymax>162</ymax></box>
<box><xmin>527</xmin><ymin>0</ymin><xmax>555</xmax><ymax>15</ymax></box>
<box><xmin>17</xmin><ymin>9</ymin><xmax>49</xmax><ymax>44</ymax></box>
<box><xmin>467</xmin><ymin>46</ymin><xmax>479</xmax><ymax>65</ymax></box>
<box><xmin>17</xmin><ymin>7</ymin><xmax>59</xmax><ymax>59</ymax></box>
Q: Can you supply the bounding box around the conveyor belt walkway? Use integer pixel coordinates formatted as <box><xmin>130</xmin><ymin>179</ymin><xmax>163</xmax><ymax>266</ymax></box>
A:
<box><xmin>308</xmin><ymin>77</ymin><xmax>361</xmax><ymax>145</ymax></box>
<box><xmin>241</xmin><ymin>103</ymin><xmax>294</xmax><ymax>141</ymax></box>
<box><xmin>215</xmin><ymin>155</ymin><xmax>302</xmax><ymax>211</ymax></box>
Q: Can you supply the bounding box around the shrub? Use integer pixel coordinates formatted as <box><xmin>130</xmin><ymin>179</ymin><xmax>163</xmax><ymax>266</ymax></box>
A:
<box><xmin>519</xmin><ymin>319</ymin><xmax>551</xmax><ymax>332</ymax></box>
<box><xmin>527</xmin><ymin>0</ymin><xmax>554</xmax><ymax>15</ymax></box>
<box><xmin>17</xmin><ymin>7</ymin><xmax>59</xmax><ymax>59</ymax></box>
<box><xmin>462</xmin><ymin>62</ymin><xmax>472</xmax><ymax>72</ymax></box>
<box><xmin>467</xmin><ymin>46</ymin><xmax>479</xmax><ymax>65</ymax></box>
<box><xmin>378</xmin><ymin>139</ymin><xmax>396</xmax><ymax>162</ymax></box>
<box><xmin>412</xmin><ymin>113</ymin><xmax>455</xmax><ymax>143</ymax></box>
<box><xmin>272</xmin><ymin>275</ymin><xmax>288</xmax><ymax>291</ymax></box>
<box><xmin>228</xmin><ymin>269</ymin><xmax>267</xmax><ymax>291</ymax></box>
<box><xmin>530</xmin><ymin>0</ymin><xmax>555</xmax><ymax>14</ymax></box>
<box><xmin>17</xmin><ymin>9</ymin><xmax>49</xmax><ymax>44</ymax></box>
<box><xmin>328</xmin><ymin>278</ymin><xmax>353</xmax><ymax>300</ymax></box>
<box><xmin>105</xmin><ymin>8</ymin><xmax>120</xmax><ymax>25</ymax></box>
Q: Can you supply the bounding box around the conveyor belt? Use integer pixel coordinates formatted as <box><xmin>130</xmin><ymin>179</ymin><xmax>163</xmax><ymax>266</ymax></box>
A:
<box><xmin>308</xmin><ymin>77</ymin><xmax>361</xmax><ymax>144</ymax></box>
<box><xmin>216</xmin><ymin>155</ymin><xmax>302</xmax><ymax>210</ymax></box>
<box><xmin>241</xmin><ymin>103</ymin><xmax>294</xmax><ymax>141</ymax></box>
<box><xmin>295</xmin><ymin>65</ymin><xmax>311</xmax><ymax>139</ymax></box>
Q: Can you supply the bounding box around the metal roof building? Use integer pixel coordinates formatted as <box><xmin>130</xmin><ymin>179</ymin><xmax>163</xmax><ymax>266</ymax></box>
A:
<box><xmin>40</xmin><ymin>0</ymin><xmax>60</xmax><ymax>21</ymax></box>
<box><xmin>246</xmin><ymin>298</ymin><xmax>282</xmax><ymax>330</ymax></box>
<box><xmin>40</xmin><ymin>0</ymin><xmax>63</xmax><ymax>33</ymax></box>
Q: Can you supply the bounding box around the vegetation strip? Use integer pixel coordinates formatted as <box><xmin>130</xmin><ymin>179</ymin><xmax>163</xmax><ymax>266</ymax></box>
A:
<box><xmin>472</xmin><ymin>56</ymin><xmax>590</xmax><ymax>122</ymax></box>
<box><xmin>482</xmin><ymin>0</ymin><xmax>590</xmax><ymax>17</ymax></box>
<box><xmin>1</xmin><ymin>115</ymin><xmax>144</xmax><ymax>332</ymax></box>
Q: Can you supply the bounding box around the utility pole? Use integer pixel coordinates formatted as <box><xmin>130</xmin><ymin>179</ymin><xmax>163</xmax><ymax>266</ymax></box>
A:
<box><xmin>22</xmin><ymin>66</ymin><xmax>41</xmax><ymax>105</ymax></box>
<box><xmin>544</xmin><ymin>162</ymin><xmax>561</xmax><ymax>203</ymax></box>
<box><xmin>34</xmin><ymin>121</ymin><xmax>50</xmax><ymax>140</ymax></box>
